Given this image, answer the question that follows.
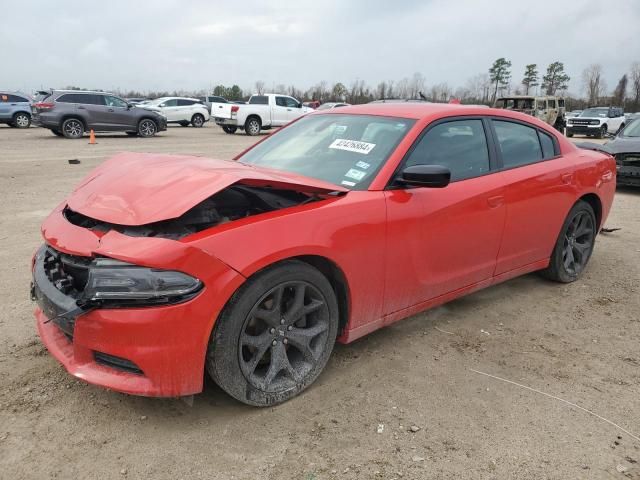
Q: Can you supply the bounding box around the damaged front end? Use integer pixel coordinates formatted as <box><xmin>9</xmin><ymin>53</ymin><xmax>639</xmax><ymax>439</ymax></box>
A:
<box><xmin>64</xmin><ymin>184</ymin><xmax>320</xmax><ymax>240</ymax></box>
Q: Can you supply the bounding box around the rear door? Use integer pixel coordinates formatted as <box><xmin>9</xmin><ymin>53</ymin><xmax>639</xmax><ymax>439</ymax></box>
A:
<box><xmin>490</xmin><ymin>119</ymin><xmax>576</xmax><ymax>275</ymax></box>
<box><xmin>383</xmin><ymin>117</ymin><xmax>506</xmax><ymax>315</ymax></box>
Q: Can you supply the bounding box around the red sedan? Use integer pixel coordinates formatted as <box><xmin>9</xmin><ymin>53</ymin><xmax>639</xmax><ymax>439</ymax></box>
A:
<box><xmin>31</xmin><ymin>104</ymin><xmax>615</xmax><ymax>406</ymax></box>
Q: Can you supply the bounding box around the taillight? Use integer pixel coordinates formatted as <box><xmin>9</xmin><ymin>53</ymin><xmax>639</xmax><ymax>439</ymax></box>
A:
<box><xmin>34</xmin><ymin>102</ymin><xmax>54</xmax><ymax>110</ymax></box>
<box><xmin>231</xmin><ymin>105</ymin><xmax>239</xmax><ymax>118</ymax></box>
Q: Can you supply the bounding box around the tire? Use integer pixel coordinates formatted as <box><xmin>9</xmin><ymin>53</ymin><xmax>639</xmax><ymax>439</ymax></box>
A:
<box><xmin>61</xmin><ymin>118</ymin><xmax>84</xmax><ymax>139</ymax></box>
<box><xmin>207</xmin><ymin>260</ymin><xmax>339</xmax><ymax>406</ymax></box>
<box><xmin>13</xmin><ymin>112</ymin><xmax>31</xmax><ymax>128</ymax></box>
<box><xmin>222</xmin><ymin>125</ymin><xmax>237</xmax><ymax>134</ymax></box>
<box><xmin>179</xmin><ymin>121</ymin><xmax>190</xmax><ymax>127</ymax></box>
<box><xmin>244</xmin><ymin>116</ymin><xmax>261</xmax><ymax>136</ymax></box>
<box><xmin>566</xmin><ymin>132</ymin><xmax>573</xmax><ymax>138</ymax></box>
<box><xmin>51</xmin><ymin>129</ymin><xmax>63</xmax><ymax>137</ymax></box>
<box><xmin>540</xmin><ymin>200</ymin><xmax>597</xmax><ymax>283</ymax></box>
<box><xmin>137</xmin><ymin>118</ymin><xmax>157</xmax><ymax>137</ymax></box>
<box><xmin>191</xmin><ymin>114</ymin><xmax>205</xmax><ymax>128</ymax></box>
<box><xmin>596</xmin><ymin>125</ymin><xmax>607</xmax><ymax>139</ymax></box>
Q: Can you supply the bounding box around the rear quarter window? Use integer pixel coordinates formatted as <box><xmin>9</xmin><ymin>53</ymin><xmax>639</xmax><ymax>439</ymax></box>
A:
<box><xmin>249</xmin><ymin>96</ymin><xmax>269</xmax><ymax>105</ymax></box>
<box><xmin>493</xmin><ymin>120</ymin><xmax>543</xmax><ymax>168</ymax></box>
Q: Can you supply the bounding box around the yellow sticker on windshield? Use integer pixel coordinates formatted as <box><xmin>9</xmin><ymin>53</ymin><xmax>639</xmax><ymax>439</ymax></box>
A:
<box><xmin>329</xmin><ymin>139</ymin><xmax>376</xmax><ymax>155</ymax></box>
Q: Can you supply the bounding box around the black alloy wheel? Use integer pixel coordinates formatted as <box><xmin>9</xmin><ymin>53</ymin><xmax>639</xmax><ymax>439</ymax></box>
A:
<box><xmin>207</xmin><ymin>260</ymin><xmax>338</xmax><ymax>406</ymax></box>
<box><xmin>541</xmin><ymin>201</ymin><xmax>596</xmax><ymax>283</ymax></box>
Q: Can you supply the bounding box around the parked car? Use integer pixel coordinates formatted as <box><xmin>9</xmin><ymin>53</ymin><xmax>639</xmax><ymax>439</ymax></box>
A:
<box><xmin>566</xmin><ymin>106</ymin><xmax>626</xmax><ymax>138</ymax></box>
<box><xmin>198</xmin><ymin>95</ymin><xmax>233</xmax><ymax>114</ymax></box>
<box><xmin>32</xmin><ymin>90</ymin><xmax>167</xmax><ymax>138</ymax></box>
<box><xmin>303</xmin><ymin>100</ymin><xmax>320</xmax><ymax>109</ymax></box>
<box><xmin>0</xmin><ymin>91</ymin><xmax>32</xmax><ymax>128</ymax></box>
<box><xmin>137</xmin><ymin>97</ymin><xmax>209</xmax><ymax>127</ymax></box>
<box><xmin>493</xmin><ymin>95</ymin><xmax>566</xmax><ymax>130</ymax></box>
<box><xmin>316</xmin><ymin>102</ymin><xmax>350</xmax><ymax>110</ymax></box>
<box><xmin>126</xmin><ymin>98</ymin><xmax>147</xmax><ymax>105</ymax></box>
<box><xmin>599</xmin><ymin>118</ymin><xmax>640</xmax><ymax>187</ymax></box>
<box><xmin>31</xmin><ymin>103</ymin><xmax>615</xmax><ymax>406</ymax></box>
<box><xmin>566</xmin><ymin>110</ymin><xmax>582</xmax><ymax>118</ymax></box>
<box><xmin>214</xmin><ymin>93</ymin><xmax>313</xmax><ymax>135</ymax></box>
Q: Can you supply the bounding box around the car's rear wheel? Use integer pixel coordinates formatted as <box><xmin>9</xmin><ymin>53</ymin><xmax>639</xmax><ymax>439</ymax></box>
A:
<box><xmin>207</xmin><ymin>260</ymin><xmax>339</xmax><ymax>406</ymax></box>
<box><xmin>191</xmin><ymin>114</ymin><xmax>205</xmax><ymax>127</ymax></box>
<box><xmin>222</xmin><ymin>125</ymin><xmax>237</xmax><ymax>134</ymax></box>
<box><xmin>137</xmin><ymin>119</ymin><xmax>157</xmax><ymax>137</ymax></box>
<box><xmin>540</xmin><ymin>200</ymin><xmax>596</xmax><ymax>283</ymax></box>
<box><xmin>13</xmin><ymin>112</ymin><xmax>31</xmax><ymax>128</ymax></box>
<box><xmin>61</xmin><ymin>118</ymin><xmax>84</xmax><ymax>139</ymax></box>
<box><xmin>245</xmin><ymin>117</ymin><xmax>261</xmax><ymax>136</ymax></box>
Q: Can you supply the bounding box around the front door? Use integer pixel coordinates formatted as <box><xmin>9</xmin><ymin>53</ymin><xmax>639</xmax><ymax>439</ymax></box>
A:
<box><xmin>383</xmin><ymin>118</ymin><xmax>506</xmax><ymax>315</ymax></box>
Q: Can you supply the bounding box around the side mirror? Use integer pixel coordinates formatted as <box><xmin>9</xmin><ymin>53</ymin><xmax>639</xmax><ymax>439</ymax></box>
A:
<box><xmin>397</xmin><ymin>165</ymin><xmax>451</xmax><ymax>188</ymax></box>
<box><xmin>159</xmin><ymin>104</ymin><xmax>166</xmax><ymax>108</ymax></box>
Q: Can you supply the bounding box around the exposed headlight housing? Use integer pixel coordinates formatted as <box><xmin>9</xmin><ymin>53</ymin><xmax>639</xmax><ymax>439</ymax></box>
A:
<box><xmin>82</xmin><ymin>257</ymin><xmax>202</xmax><ymax>305</ymax></box>
<box><xmin>567</xmin><ymin>119</ymin><xmax>574</xmax><ymax>124</ymax></box>
<box><xmin>589</xmin><ymin>120</ymin><xmax>600</xmax><ymax>125</ymax></box>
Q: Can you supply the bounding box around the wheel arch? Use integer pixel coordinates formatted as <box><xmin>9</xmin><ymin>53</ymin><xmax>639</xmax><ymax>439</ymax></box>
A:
<box><xmin>245</xmin><ymin>114</ymin><xmax>262</xmax><ymax>126</ymax></box>
<box><xmin>12</xmin><ymin>110</ymin><xmax>31</xmax><ymax>118</ymax></box>
<box><xmin>578</xmin><ymin>193</ymin><xmax>602</xmax><ymax>229</ymax></box>
<box><xmin>60</xmin><ymin>114</ymin><xmax>88</xmax><ymax>129</ymax></box>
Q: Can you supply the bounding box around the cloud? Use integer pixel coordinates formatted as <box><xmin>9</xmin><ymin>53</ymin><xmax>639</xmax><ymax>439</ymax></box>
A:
<box><xmin>3</xmin><ymin>0</ymin><xmax>640</xmax><ymax>96</ymax></box>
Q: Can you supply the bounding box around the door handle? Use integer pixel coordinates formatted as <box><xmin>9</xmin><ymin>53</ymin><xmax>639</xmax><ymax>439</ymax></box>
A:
<box><xmin>561</xmin><ymin>173</ymin><xmax>573</xmax><ymax>184</ymax></box>
<box><xmin>108</xmin><ymin>108</ymin><xmax>114</xmax><ymax>112</ymax></box>
<box><xmin>487</xmin><ymin>195</ymin><xmax>504</xmax><ymax>208</ymax></box>
<box><xmin>287</xmin><ymin>108</ymin><xmax>292</xmax><ymax>111</ymax></box>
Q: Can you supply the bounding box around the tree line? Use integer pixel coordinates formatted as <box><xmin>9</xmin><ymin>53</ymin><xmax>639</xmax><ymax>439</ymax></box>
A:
<box><xmin>80</xmin><ymin>58</ymin><xmax>640</xmax><ymax>112</ymax></box>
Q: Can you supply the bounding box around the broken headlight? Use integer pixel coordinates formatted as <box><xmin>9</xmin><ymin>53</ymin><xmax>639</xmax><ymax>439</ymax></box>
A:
<box><xmin>82</xmin><ymin>257</ymin><xmax>202</xmax><ymax>305</ymax></box>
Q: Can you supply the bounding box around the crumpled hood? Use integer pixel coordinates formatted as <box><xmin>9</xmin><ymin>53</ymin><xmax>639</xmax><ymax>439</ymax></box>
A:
<box><xmin>67</xmin><ymin>152</ymin><xmax>346</xmax><ymax>226</ymax></box>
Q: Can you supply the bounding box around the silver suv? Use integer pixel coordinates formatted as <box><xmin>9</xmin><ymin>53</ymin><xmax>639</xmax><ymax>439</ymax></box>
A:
<box><xmin>32</xmin><ymin>90</ymin><xmax>167</xmax><ymax>138</ymax></box>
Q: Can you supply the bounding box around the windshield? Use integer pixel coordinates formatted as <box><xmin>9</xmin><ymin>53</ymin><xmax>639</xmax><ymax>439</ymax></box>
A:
<box><xmin>621</xmin><ymin>119</ymin><xmax>640</xmax><ymax>137</ymax></box>
<box><xmin>238</xmin><ymin>114</ymin><xmax>415</xmax><ymax>190</ymax></box>
<box><xmin>580</xmin><ymin>108</ymin><xmax>608</xmax><ymax>118</ymax></box>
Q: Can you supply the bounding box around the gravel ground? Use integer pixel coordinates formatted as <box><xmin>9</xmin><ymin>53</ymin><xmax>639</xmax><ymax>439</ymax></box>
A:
<box><xmin>0</xmin><ymin>124</ymin><xmax>638</xmax><ymax>480</ymax></box>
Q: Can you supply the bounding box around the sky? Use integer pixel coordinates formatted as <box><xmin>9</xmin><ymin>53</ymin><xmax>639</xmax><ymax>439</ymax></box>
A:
<box><xmin>2</xmin><ymin>0</ymin><xmax>640</xmax><ymax>96</ymax></box>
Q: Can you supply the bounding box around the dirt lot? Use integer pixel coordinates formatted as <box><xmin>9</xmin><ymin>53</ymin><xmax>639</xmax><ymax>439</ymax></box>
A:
<box><xmin>0</xmin><ymin>124</ymin><xmax>638</xmax><ymax>480</ymax></box>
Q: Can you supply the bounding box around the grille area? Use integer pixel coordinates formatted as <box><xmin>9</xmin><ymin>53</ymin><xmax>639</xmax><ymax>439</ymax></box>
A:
<box><xmin>43</xmin><ymin>246</ymin><xmax>92</xmax><ymax>297</ymax></box>
<box><xmin>616</xmin><ymin>153</ymin><xmax>640</xmax><ymax>166</ymax></box>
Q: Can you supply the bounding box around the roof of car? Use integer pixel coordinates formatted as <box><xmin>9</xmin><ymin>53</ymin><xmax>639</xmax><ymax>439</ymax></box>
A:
<box><xmin>53</xmin><ymin>89</ymin><xmax>113</xmax><ymax>95</ymax></box>
<box><xmin>316</xmin><ymin>102</ymin><xmax>498</xmax><ymax>120</ymax></box>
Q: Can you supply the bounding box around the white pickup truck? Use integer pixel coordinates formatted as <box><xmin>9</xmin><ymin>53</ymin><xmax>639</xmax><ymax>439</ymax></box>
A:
<box><xmin>214</xmin><ymin>93</ymin><xmax>313</xmax><ymax>135</ymax></box>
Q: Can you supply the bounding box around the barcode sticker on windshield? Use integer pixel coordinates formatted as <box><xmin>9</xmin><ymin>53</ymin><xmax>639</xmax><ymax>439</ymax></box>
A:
<box><xmin>329</xmin><ymin>139</ymin><xmax>376</xmax><ymax>155</ymax></box>
<box><xmin>345</xmin><ymin>169</ymin><xmax>367</xmax><ymax>181</ymax></box>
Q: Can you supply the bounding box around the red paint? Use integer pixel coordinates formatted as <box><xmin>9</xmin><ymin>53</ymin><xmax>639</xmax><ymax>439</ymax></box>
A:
<box><xmin>35</xmin><ymin>104</ymin><xmax>616</xmax><ymax>397</ymax></box>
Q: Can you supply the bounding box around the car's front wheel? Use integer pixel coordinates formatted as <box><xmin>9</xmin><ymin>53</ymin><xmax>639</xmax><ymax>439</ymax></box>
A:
<box><xmin>207</xmin><ymin>260</ymin><xmax>339</xmax><ymax>406</ymax></box>
<box><xmin>596</xmin><ymin>125</ymin><xmax>607</xmax><ymax>139</ymax></box>
<box><xmin>191</xmin><ymin>114</ymin><xmax>205</xmax><ymax>127</ymax></box>
<box><xmin>222</xmin><ymin>125</ymin><xmax>237</xmax><ymax>134</ymax></box>
<box><xmin>137</xmin><ymin>119</ymin><xmax>157</xmax><ymax>137</ymax></box>
<box><xmin>61</xmin><ymin>118</ymin><xmax>84</xmax><ymax>139</ymax></box>
<box><xmin>13</xmin><ymin>112</ymin><xmax>31</xmax><ymax>128</ymax></box>
<box><xmin>540</xmin><ymin>200</ymin><xmax>596</xmax><ymax>283</ymax></box>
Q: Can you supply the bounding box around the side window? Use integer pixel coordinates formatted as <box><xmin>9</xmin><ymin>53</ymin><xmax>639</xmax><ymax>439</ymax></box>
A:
<box><xmin>548</xmin><ymin>99</ymin><xmax>556</xmax><ymax>108</ymax></box>
<box><xmin>284</xmin><ymin>97</ymin><xmax>299</xmax><ymax>108</ymax></box>
<box><xmin>275</xmin><ymin>96</ymin><xmax>287</xmax><ymax>107</ymax></box>
<box><xmin>0</xmin><ymin>94</ymin><xmax>8</xmax><ymax>102</ymax></box>
<box><xmin>537</xmin><ymin>99</ymin><xmax>547</xmax><ymax>110</ymax></box>
<box><xmin>493</xmin><ymin>120</ymin><xmax>543</xmax><ymax>168</ymax></box>
<box><xmin>8</xmin><ymin>94</ymin><xmax>29</xmax><ymax>103</ymax></box>
<box><xmin>211</xmin><ymin>96</ymin><xmax>227</xmax><ymax>103</ymax></box>
<box><xmin>404</xmin><ymin>119</ymin><xmax>490</xmax><ymax>182</ymax></box>
<box><xmin>162</xmin><ymin>99</ymin><xmax>178</xmax><ymax>107</ymax></box>
<box><xmin>249</xmin><ymin>95</ymin><xmax>269</xmax><ymax>105</ymax></box>
<box><xmin>104</xmin><ymin>95</ymin><xmax>127</xmax><ymax>108</ymax></box>
<box><xmin>177</xmin><ymin>99</ymin><xmax>195</xmax><ymax>106</ymax></box>
<box><xmin>558</xmin><ymin>99</ymin><xmax>565</xmax><ymax>108</ymax></box>
<box><xmin>57</xmin><ymin>94</ymin><xmax>82</xmax><ymax>103</ymax></box>
<box><xmin>538</xmin><ymin>131</ymin><xmax>557</xmax><ymax>159</ymax></box>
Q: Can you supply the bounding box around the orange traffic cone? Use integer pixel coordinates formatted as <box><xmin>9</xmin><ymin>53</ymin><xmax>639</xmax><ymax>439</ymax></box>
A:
<box><xmin>89</xmin><ymin>129</ymin><xmax>97</xmax><ymax>144</ymax></box>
